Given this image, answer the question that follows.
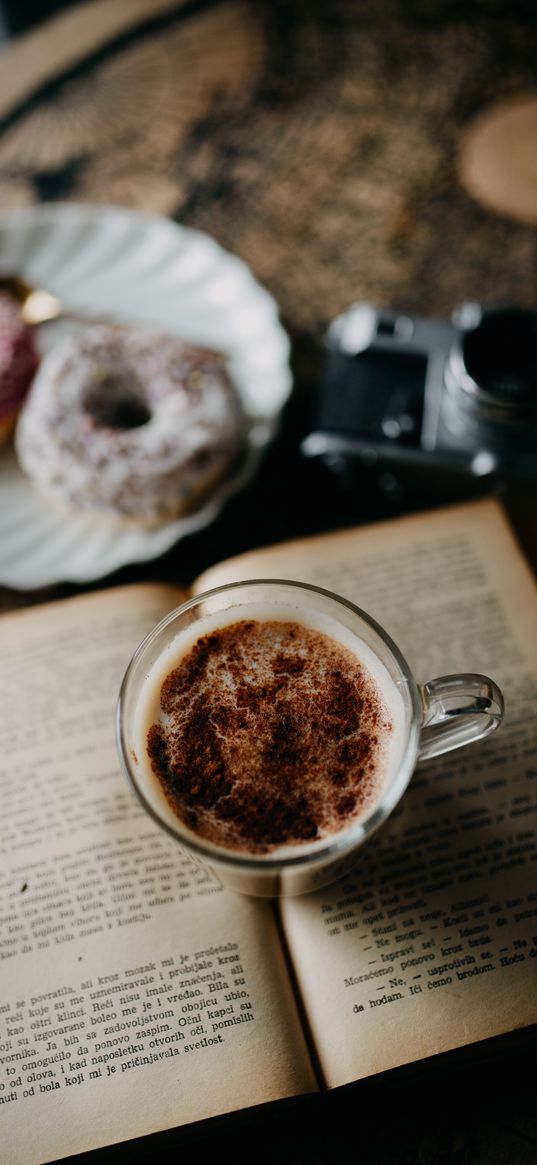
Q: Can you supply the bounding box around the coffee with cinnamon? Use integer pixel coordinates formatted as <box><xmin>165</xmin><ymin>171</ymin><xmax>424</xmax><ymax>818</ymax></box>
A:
<box><xmin>119</xmin><ymin>580</ymin><xmax>503</xmax><ymax>893</ymax></box>
<box><xmin>134</xmin><ymin>607</ymin><xmax>406</xmax><ymax>856</ymax></box>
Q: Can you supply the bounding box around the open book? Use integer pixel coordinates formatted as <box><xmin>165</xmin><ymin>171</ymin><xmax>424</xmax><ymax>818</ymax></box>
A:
<box><xmin>2</xmin><ymin>498</ymin><xmax>537</xmax><ymax>1165</ymax></box>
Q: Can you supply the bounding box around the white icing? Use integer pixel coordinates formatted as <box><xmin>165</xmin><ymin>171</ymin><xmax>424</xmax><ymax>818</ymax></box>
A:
<box><xmin>15</xmin><ymin>327</ymin><xmax>244</xmax><ymax>525</ymax></box>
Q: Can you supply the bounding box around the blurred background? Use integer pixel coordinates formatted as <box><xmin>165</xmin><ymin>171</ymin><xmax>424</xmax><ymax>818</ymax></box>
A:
<box><xmin>0</xmin><ymin>0</ymin><xmax>536</xmax><ymax>581</ymax></box>
<box><xmin>1</xmin><ymin>0</ymin><xmax>535</xmax><ymax>321</ymax></box>
<box><xmin>0</xmin><ymin>1</ymin><xmax>535</xmax><ymax>578</ymax></box>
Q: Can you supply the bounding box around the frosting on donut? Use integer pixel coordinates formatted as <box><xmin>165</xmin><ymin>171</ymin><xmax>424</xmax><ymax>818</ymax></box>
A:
<box><xmin>0</xmin><ymin>292</ymin><xmax>39</xmax><ymax>443</ymax></box>
<box><xmin>15</xmin><ymin>327</ymin><xmax>245</xmax><ymax>525</ymax></box>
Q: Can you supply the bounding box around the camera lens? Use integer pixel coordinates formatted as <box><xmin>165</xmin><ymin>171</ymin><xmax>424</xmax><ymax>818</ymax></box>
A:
<box><xmin>460</xmin><ymin>307</ymin><xmax>537</xmax><ymax>412</ymax></box>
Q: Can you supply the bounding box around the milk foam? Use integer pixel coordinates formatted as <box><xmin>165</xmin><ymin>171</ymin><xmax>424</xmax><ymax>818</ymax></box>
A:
<box><xmin>131</xmin><ymin>601</ymin><xmax>408</xmax><ymax>859</ymax></box>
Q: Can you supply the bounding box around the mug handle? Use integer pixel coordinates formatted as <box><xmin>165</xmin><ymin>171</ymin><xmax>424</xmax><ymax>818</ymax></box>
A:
<box><xmin>418</xmin><ymin>674</ymin><xmax>504</xmax><ymax>761</ymax></box>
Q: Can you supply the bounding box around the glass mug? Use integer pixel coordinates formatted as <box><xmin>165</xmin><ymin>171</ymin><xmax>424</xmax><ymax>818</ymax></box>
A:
<box><xmin>117</xmin><ymin>580</ymin><xmax>504</xmax><ymax>897</ymax></box>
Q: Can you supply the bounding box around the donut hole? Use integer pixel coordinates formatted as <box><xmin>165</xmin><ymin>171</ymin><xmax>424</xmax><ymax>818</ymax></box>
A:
<box><xmin>83</xmin><ymin>377</ymin><xmax>152</xmax><ymax>430</ymax></box>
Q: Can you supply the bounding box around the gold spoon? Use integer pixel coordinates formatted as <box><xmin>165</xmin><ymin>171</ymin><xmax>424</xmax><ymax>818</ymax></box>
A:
<box><xmin>0</xmin><ymin>275</ymin><xmax>64</xmax><ymax>326</ymax></box>
<box><xmin>0</xmin><ymin>275</ymin><xmax>125</xmax><ymax>328</ymax></box>
<box><xmin>0</xmin><ymin>276</ymin><xmax>189</xmax><ymax>335</ymax></box>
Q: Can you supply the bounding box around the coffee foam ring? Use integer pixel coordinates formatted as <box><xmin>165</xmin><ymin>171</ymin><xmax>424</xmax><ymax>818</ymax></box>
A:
<box><xmin>457</xmin><ymin>94</ymin><xmax>537</xmax><ymax>225</ymax></box>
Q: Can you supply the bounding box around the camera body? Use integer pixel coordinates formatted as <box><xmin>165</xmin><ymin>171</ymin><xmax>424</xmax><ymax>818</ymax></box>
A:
<box><xmin>302</xmin><ymin>302</ymin><xmax>537</xmax><ymax>485</ymax></box>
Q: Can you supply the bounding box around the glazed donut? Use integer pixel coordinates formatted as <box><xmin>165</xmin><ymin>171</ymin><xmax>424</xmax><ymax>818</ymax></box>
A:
<box><xmin>0</xmin><ymin>291</ymin><xmax>39</xmax><ymax>445</ymax></box>
<box><xmin>15</xmin><ymin>327</ymin><xmax>245</xmax><ymax>525</ymax></box>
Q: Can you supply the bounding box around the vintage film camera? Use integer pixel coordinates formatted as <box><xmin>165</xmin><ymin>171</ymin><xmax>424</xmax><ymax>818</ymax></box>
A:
<box><xmin>302</xmin><ymin>302</ymin><xmax>537</xmax><ymax>495</ymax></box>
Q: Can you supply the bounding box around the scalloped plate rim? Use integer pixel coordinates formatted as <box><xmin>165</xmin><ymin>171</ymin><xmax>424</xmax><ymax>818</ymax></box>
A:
<box><xmin>0</xmin><ymin>203</ymin><xmax>292</xmax><ymax>590</ymax></box>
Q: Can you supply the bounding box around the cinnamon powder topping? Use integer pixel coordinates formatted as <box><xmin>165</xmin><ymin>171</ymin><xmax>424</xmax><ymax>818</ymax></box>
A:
<box><xmin>147</xmin><ymin>620</ymin><xmax>394</xmax><ymax>854</ymax></box>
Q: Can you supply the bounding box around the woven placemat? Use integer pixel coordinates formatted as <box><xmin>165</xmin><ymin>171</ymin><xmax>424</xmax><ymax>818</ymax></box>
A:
<box><xmin>0</xmin><ymin>0</ymin><xmax>536</xmax><ymax>339</ymax></box>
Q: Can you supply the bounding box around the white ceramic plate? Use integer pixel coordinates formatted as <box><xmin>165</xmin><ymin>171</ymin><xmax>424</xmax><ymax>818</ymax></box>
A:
<box><xmin>0</xmin><ymin>203</ymin><xmax>292</xmax><ymax>589</ymax></box>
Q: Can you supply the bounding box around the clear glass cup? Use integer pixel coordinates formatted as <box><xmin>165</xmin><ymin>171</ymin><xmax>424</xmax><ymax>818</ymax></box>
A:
<box><xmin>117</xmin><ymin>579</ymin><xmax>504</xmax><ymax>897</ymax></box>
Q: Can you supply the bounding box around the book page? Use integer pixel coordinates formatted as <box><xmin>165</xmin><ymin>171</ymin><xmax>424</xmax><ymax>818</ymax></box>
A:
<box><xmin>0</xmin><ymin>586</ymin><xmax>316</xmax><ymax>1165</ymax></box>
<box><xmin>196</xmin><ymin>500</ymin><xmax>537</xmax><ymax>1085</ymax></box>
